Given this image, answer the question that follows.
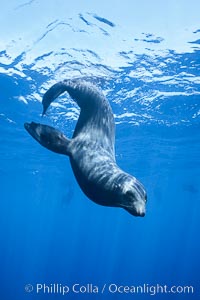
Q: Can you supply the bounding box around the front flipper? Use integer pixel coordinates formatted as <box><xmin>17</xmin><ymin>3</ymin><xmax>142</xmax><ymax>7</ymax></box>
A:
<box><xmin>24</xmin><ymin>122</ymin><xmax>71</xmax><ymax>156</ymax></box>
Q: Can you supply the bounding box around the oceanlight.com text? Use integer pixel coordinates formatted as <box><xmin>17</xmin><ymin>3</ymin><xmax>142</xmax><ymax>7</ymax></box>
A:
<box><xmin>25</xmin><ymin>282</ymin><xmax>194</xmax><ymax>296</ymax></box>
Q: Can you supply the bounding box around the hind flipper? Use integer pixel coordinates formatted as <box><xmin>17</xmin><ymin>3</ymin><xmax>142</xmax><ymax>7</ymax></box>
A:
<box><xmin>24</xmin><ymin>122</ymin><xmax>71</xmax><ymax>156</ymax></box>
<box><xmin>42</xmin><ymin>80</ymin><xmax>106</xmax><ymax>115</ymax></box>
<box><xmin>42</xmin><ymin>80</ymin><xmax>115</xmax><ymax>149</ymax></box>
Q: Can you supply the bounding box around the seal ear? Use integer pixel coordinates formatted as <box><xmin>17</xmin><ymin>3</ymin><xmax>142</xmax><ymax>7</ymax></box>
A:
<box><xmin>24</xmin><ymin>122</ymin><xmax>71</xmax><ymax>156</ymax></box>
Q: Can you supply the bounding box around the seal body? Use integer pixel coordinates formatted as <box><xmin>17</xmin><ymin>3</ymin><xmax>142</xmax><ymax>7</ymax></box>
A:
<box><xmin>24</xmin><ymin>80</ymin><xmax>147</xmax><ymax>217</ymax></box>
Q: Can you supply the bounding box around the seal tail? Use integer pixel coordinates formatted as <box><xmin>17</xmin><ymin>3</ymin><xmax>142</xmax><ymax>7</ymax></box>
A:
<box><xmin>24</xmin><ymin>122</ymin><xmax>72</xmax><ymax>156</ymax></box>
<box><xmin>42</xmin><ymin>79</ymin><xmax>106</xmax><ymax>115</ymax></box>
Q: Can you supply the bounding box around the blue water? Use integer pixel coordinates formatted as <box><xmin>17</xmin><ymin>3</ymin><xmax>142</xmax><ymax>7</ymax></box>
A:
<box><xmin>0</xmin><ymin>1</ymin><xmax>200</xmax><ymax>299</ymax></box>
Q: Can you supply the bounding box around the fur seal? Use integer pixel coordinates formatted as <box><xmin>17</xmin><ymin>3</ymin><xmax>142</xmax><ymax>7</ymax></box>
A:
<box><xmin>24</xmin><ymin>79</ymin><xmax>147</xmax><ymax>217</ymax></box>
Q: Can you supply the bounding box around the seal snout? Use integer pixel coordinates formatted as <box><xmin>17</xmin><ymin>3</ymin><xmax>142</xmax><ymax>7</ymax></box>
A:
<box><xmin>123</xmin><ymin>198</ymin><xmax>146</xmax><ymax>217</ymax></box>
<box><xmin>132</xmin><ymin>201</ymin><xmax>146</xmax><ymax>217</ymax></box>
<box><xmin>136</xmin><ymin>208</ymin><xmax>146</xmax><ymax>217</ymax></box>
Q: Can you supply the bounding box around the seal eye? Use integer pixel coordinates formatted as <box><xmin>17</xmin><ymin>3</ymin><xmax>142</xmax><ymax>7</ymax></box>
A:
<box><xmin>125</xmin><ymin>190</ymin><xmax>135</xmax><ymax>199</ymax></box>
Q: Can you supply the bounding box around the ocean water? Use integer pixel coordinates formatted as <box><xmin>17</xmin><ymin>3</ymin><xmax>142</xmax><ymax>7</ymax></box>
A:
<box><xmin>0</xmin><ymin>1</ymin><xmax>200</xmax><ymax>299</ymax></box>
